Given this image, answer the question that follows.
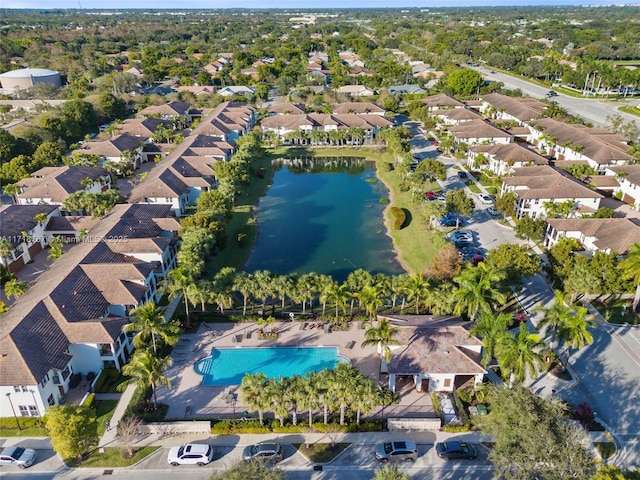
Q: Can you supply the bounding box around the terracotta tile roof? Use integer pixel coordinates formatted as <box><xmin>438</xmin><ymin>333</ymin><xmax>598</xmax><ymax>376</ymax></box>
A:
<box><xmin>608</xmin><ymin>165</ymin><xmax>640</xmax><ymax>186</ymax></box>
<box><xmin>0</xmin><ymin>205</ymin><xmax>58</xmax><ymax>247</ymax></box>
<box><xmin>73</xmin><ymin>134</ymin><xmax>145</xmax><ymax>158</ymax></box>
<box><xmin>547</xmin><ymin>218</ymin><xmax>640</xmax><ymax>254</ymax></box>
<box><xmin>50</xmin><ymin>267</ymin><xmax>110</xmax><ymax>322</ymax></box>
<box><xmin>116</xmin><ymin>117</ymin><xmax>173</xmax><ymax>137</ymax></box>
<box><xmin>481</xmin><ymin>93</ymin><xmax>547</xmax><ymax>122</ymax></box>
<box><xmin>46</xmin><ymin>215</ymin><xmax>100</xmax><ymax>234</ymax></box>
<box><xmin>449</xmin><ymin>119</ymin><xmax>513</xmax><ymax>140</ymax></box>
<box><xmin>80</xmin><ymin>263</ymin><xmax>152</xmax><ymax>306</ymax></box>
<box><xmin>138</xmin><ymin>100</ymin><xmax>190</xmax><ymax>117</ymax></box>
<box><xmin>432</xmin><ymin>108</ymin><xmax>482</xmax><ymax>122</ymax></box>
<box><xmin>584</xmin><ymin>175</ymin><xmax>619</xmax><ymax>188</ymax></box>
<box><xmin>128</xmin><ymin>167</ymin><xmax>189</xmax><ymax>202</ymax></box>
<box><xmin>268</xmin><ymin>103</ymin><xmax>306</xmax><ymax>115</ymax></box>
<box><xmin>381</xmin><ymin>317</ymin><xmax>485</xmax><ymax>376</ymax></box>
<box><xmin>421</xmin><ymin>94</ymin><xmax>464</xmax><ymax>108</ymax></box>
<box><xmin>16</xmin><ymin>166</ymin><xmax>109</xmax><ymax>202</ymax></box>
<box><xmin>469</xmin><ymin>143</ymin><xmax>548</xmax><ymax>165</ymax></box>
<box><xmin>504</xmin><ymin>166</ymin><xmax>603</xmax><ymax>200</ymax></box>
<box><xmin>530</xmin><ymin>118</ymin><xmax>634</xmax><ymax>165</ymax></box>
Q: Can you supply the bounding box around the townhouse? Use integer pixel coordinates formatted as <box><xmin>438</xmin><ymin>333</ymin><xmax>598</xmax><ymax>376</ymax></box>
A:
<box><xmin>15</xmin><ymin>166</ymin><xmax>111</xmax><ymax>207</ymax></box>
<box><xmin>138</xmin><ymin>100</ymin><xmax>192</xmax><ymax>124</ymax></box>
<box><xmin>0</xmin><ymin>205</ymin><xmax>59</xmax><ymax>273</ymax></box>
<box><xmin>449</xmin><ymin>119</ymin><xmax>513</xmax><ymax>147</ymax></box>
<box><xmin>467</xmin><ymin>142</ymin><xmax>548</xmax><ymax>176</ymax></box>
<box><xmin>480</xmin><ymin>92</ymin><xmax>547</xmax><ymax>126</ymax></box>
<box><xmin>544</xmin><ymin>217</ymin><xmax>640</xmax><ymax>254</ymax></box>
<box><xmin>501</xmin><ymin>165</ymin><xmax>603</xmax><ymax>219</ymax></box>
<box><xmin>72</xmin><ymin>133</ymin><xmax>146</xmax><ymax>170</ymax></box>
<box><xmin>0</xmin><ymin>204</ymin><xmax>180</xmax><ymax>416</ymax></box>
<box><xmin>607</xmin><ymin>165</ymin><xmax>640</xmax><ymax>209</ymax></box>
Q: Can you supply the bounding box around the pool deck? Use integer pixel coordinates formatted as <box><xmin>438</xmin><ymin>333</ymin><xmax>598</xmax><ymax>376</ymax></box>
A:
<box><xmin>157</xmin><ymin>320</ymin><xmax>435</xmax><ymax>421</ymax></box>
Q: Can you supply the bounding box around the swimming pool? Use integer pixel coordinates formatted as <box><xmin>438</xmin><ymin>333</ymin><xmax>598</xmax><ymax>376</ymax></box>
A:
<box><xmin>194</xmin><ymin>346</ymin><xmax>346</xmax><ymax>386</ymax></box>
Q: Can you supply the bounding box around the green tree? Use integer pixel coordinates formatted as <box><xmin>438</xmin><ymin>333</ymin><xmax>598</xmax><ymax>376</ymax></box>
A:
<box><xmin>495</xmin><ymin>191</ymin><xmax>517</xmax><ymax>218</ymax></box>
<box><xmin>486</xmin><ymin>243</ymin><xmax>541</xmax><ymax>286</ymax></box>
<box><xmin>373</xmin><ymin>465</ymin><xmax>412</xmax><ymax>480</ymax></box>
<box><xmin>121</xmin><ymin>350</ymin><xmax>172</xmax><ymax>405</ymax></box>
<box><xmin>123</xmin><ymin>301</ymin><xmax>180</xmax><ymax>356</ymax></box>
<box><xmin>164</xmin><ymin>266</ymin><xmax>196</xmax><ymax>328</ymax></box>
<box><xmin>4</xmin><ymin>278</ymin><xmax>28</xmax><ymax>300</ymax></box>
<box><xmin>479</xmin><ymin>386</ymin><xmax>596</xmax><ymax>480</ymax></box>
<box><xmin>241</xmin><ymin>373</ymin><xmax>270</xmax><ymax>425</ymax></box>
<box><xmin>469</xmin><ymin>311</ymin><xmax>512</xmax><ymax>366</ymax></box>
<box><xmin>495</xmin><ymin>324</ymin><xmax>546</xmax><ymax>386</ymax></box>
<box><xmin>209</xmin><ymin>460</ymin><xmax>285</xmax><ymax>480</ymax></box>
<box><xmin>445</xmin><ymin>189</ymin><xmax>475</xmax><ymax>228</ymax></box>
<box><xmin>444</xmin><ymin>68</ymin><xmax>483</xmax><ymax>96</ymax></box>
<box><xmin>453</xmin><ymin>263</ymin><xmax>506</xmax><ymax>321</ymax></box>
<box><xmin>46</xmin><ymin>405</ymin><xmax>98</xmax><ymax>461</ymax></box>
<box><xmin>514</xmin><ymin>216</ymin><xmax>545</xmax><ymax>246</ymax></box>
<box><xmin>620</xmin><ymin>243</ymin><xmax>640</xmax><ymax>312</ymax></box>
<box><xmin>414</xmin><ymin>158</ymin><xmax>447</xmax><ymax>190</ymax></box>
<box><xmin>361</xmin><ymin>318</ymin><xmax>402</xmax><ymax>363</ymax></box>
<box><xmin>48</xmin><ymin>236</ymin><xmax>65</xmax><ymax>261</ymax></box>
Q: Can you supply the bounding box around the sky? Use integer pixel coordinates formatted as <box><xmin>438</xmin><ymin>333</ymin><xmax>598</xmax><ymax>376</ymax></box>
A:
<box><xmin>0</xmin><ymin>1</ymin><xmax>635</xmax><ymax>9</ymax></box>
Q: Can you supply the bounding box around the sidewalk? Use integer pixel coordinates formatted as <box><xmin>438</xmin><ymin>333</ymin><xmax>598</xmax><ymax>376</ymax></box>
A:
<box><xmin>99</xmin><ymin>383</ymin><xmax>137</xmax><ymax>447</ymax></box>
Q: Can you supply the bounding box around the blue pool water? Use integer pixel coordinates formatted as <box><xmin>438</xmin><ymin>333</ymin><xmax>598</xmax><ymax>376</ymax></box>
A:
<box><xmin>194</xmin><ymin>347</ymin><xmax>345</xmax><ymax>386</ymax></box>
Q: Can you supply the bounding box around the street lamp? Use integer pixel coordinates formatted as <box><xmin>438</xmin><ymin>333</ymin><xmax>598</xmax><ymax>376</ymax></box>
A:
<box><xmin>29</xmin><ymin>390</ymin><xmax>40</xmax><ymax>417</ymax></box>
<box><xmin>5</xmin><ymin>393</ymin><xmax>22</xmax><ymax>431</ymax></box>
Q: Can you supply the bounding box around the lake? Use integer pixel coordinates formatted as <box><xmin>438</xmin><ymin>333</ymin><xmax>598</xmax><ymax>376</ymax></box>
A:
<box><xmin>243</xmin><ymin>156</ymin><xmax>404</xmax><ymax>282</ymax></box>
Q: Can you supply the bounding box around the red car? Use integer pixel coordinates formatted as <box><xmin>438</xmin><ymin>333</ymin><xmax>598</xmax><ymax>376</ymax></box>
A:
<box><xmin>425</xmin><ymin>191</ymin><xmax>436</xmax><ymax>199</ymax></box>
<box><xmin>433</xmin><ymin>141</ymin><xmax>440</xmax><ymax>146</ymax></box>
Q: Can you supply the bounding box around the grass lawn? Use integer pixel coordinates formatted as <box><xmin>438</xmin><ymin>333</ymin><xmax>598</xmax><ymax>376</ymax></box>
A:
<box><xmin>591</xmin><ymin>298</ymin><xmax>639</xmax><ymax>325</ymax></box>
<box><xmin>0</xmin><ymin>417</ymin><xmax>48</xmax><ymax>437</ymax></box>
<box><xmin>594</xmin><ymin>442</ymin><xmax>616</xmax><ymax>460</ymax></box>
<box><xmin>95</xmin><ymin>400</ymin><xmax>119</xmax><ymax>436</ymax></box>
<box><xmin>66</xmin><ymin>446</ymin><xmax>160</xmax><ymax>468</ymax></box>
<box><xmin>294</xmin><ymin>443</ymin><xmax>350</xmax><ymax>463</ymax></box>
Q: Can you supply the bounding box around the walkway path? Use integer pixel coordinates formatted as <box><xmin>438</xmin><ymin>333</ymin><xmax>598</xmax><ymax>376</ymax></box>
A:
<box><xmin>98</xmin><ymin>383</ymin><xmax>137</xmax><ymax>447</ymax></box>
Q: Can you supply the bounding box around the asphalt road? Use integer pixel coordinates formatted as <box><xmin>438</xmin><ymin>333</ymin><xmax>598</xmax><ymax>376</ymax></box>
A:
<box><xmin>477</xmin><ymin>67</ymin><xmax>639</xmax><ymax>130</ymax></box>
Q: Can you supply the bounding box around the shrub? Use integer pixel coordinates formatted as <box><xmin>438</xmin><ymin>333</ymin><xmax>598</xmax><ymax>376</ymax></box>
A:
<box><xmin>211</xmin><ymin>420</ymin><xmax>270</xmax><ymax>435</ymax></box>
<box><xmin>83</xmin><ymin>393</ymin><xmax>96</xmax><ymax>408</ymax></box>
<box><xmin>574</xmin><ymin>402</ymin><xmax>595</xmax><ymax>427</ymax></box>
<box><xmin>93</xmin><ymin>368</ymin><xmax>121</xmax><ymax>393</ymax></box>
<box><xmin>443</xmin><ymin>423</ymin><xmax>471</xmax><ymax>433</ymax></box>
<box><xmin>390</xmin><ymin>206</ymin><xmax>406</xmax><ymax>230</ymax></box>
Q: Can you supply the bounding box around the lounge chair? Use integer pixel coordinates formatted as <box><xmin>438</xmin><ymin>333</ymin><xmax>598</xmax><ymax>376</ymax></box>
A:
<box><xmin>345</xmin><ymin>340</ymin><xmax>356</xmax><ymax>350</ymax></box>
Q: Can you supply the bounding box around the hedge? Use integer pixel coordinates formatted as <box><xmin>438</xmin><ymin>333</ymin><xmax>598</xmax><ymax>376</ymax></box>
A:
<box><xmin>390</xmin><ymin>206</ymin><xmax>406</xmax><ymax>230</ymax></box>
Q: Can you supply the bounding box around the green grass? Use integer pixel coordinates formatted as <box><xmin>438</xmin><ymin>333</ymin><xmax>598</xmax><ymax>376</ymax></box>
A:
<box><xmin>594</xmin><ymin>442</ymin><xmax>616</xmax><ymax>459</ymax></box>
<box><xmin>591</xmin><ymin>298</ymin><xmax>639</xmax><ymax>325</ymax></box>
<box><xmin>95</xmin><ymin>400</ymin><xmax>119</xmax><ymax>436</ymax></box>
<box><xmin>0</xmin><ymin>417</ymin><xmax>48</xmax><ymax>437</ymax></box>
<box><xmin>465</xmin><ymin>181</ymin><xmax>481</xmax><ymax>194</ymax></box>
<box><xmin>619</xmin><ymin>105</ymin><xmax>640</xmax><ymax>118</ymax></box>
<box><xmin>294</xmin><ymin>443</ymin><xmax>350</xmax><ymax>463</ymax></box>
<box><xmin>66</xmin><ymin>446</ymin><xmax>160</xmax><ymax>468</ymax></box>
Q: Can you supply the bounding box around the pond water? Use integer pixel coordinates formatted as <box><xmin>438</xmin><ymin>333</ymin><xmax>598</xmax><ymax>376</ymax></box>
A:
<box><xmin>243</xmin><ymin>157</ymin><xmax>404</xmax><ymax>282</ymax></box>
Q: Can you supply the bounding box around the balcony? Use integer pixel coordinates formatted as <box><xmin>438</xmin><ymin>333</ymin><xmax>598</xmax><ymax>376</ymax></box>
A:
<box><xmin>99</xmin><ymin>344</ymin><xmax>114</xmax><ymax>357</ymax></box>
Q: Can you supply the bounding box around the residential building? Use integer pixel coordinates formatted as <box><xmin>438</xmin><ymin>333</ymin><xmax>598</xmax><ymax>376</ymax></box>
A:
<box><xmin>71</xmin><ymin>134</ymin><xmax>145</xmax><ymax>170</ymax></box>
<box><xmin>15</xmin><ymin>166</ymin><xmax>111</xmax><ymax>207</ymax></box>
<box><xmin>480</xmin><ymin>93</ymin><xmax>547</xmax><ymax>125</ymax></box>
<box><xmin>421</xmin><ymin>94</ymin><xmax>465</xmax><ymax>111</ymax></box>
<box><xmin>501</xmin><ymin>165</ymin><xmax>603</xmax><ymax>219</ymax></box>
<box><xmin>544</xmin><ymin>218</ymin><xmax>640</xmax><ymax>254</ymax></box>
<box><xmin>336</xmin><ymin>85</ymin><xmax>375</xmax><ymax>97</ymax></box>
<box><xmin>467</xmin><ymin>142</ymin><xmax>548</xmax><ymax>176</ymax></box>
<box><xmin>217</xmin><ymin>86</ymin><xmax>255</xmax><ymax>97</ymax></box>
<box><xmin>0</xmin><ymin>205</ymin><xmax>59</xmax><ymax>273</ymax></box>
<box><xmin>138</xmin><ymin>101</ymin><xmax>192</xmax><ymax>123</ymax></box>
<box><xmin>607</xmin><ymin>165</ymin><xmax>640</xmax><ymax>209</ymax></box>
<box><xmin>449</xmin><ymin>119</ymin><xmax>513</xmax><ymax>147</ymax></box>
<box><xmin>0</xmin><ymin>204</ymin><xmax>180</xmax><ymax>416</ymax></box>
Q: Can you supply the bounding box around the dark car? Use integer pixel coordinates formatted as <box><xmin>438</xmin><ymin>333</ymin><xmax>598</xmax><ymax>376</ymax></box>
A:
<box><xmin>440</xmin><ymin>215</ymin><xmax>457</xmax><ymax>227</ymax></box>
<box><xmin>436</xmin><ymin>441</ymin><xmax>477</xmax><ymax>460</ymax></box>
<box><xmin>457</xmin><ymin>170</ymin><xmax>467</xmax><ymax>179</ymax></box>
<box><xmin>546</xmin><ymin>90</ymin><xmax>558</xmax><ymax>97</ymax></box>
<box><xmin>375</xmin><ymin>440</ymin><xmax>418</xmax><ymax>463</ymax></box>
<box><xmin>243</xmin><ymin>443</ymin><xmax>283</xmax><ymax>463</ymax></box>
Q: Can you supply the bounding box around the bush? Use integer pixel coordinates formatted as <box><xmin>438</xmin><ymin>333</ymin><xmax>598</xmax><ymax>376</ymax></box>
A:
<box><xmin>443</xmin><ymin>423</ymin><xmax>471</xmax><ymax>433</ymax></box>
<box><xmin>93</xmin><ymin>368</ymin><xmax>121</xmax><ymax>393</ymax></box>
<box><xmin>390</xmin><ymin>206</ymin><xmax>406</xmax><ymax>230</ymax></box>
<box><xmin>211</xmin><ymin>420</ymin><xmax>270</xmax><ymax>435</ymax></box>
<box><xmin>83</xmin><ymin>393</ymin><xmax>96</xmax><ymax>408</ymax></box>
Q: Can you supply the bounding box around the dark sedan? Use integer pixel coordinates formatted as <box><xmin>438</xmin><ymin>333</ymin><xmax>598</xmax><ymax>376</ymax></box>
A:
<box><xmin>436</xmin><ymin>441</ymin><xmax>477</xmax><ymax>460</ymax></box>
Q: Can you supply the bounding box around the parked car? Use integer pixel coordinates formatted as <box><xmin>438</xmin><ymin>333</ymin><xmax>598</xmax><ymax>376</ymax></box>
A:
<box><xmin>440</xmin><ymin>214</ymin><xmax>458</xmax><ymax>227</ymax></box>
<box><xmin>457</xmin><ymin>170</ymin><xmax>467</xmax><ymax>179</ymax></box>
<box><xmin>243</xmin><ymin>442</ymin><xmax>283</xmax><ymax>463</ymax></box>
<box><xmin>167</xmin><ymin>444</ymin><xmax>214</xmax><ymax>466</ymax></box>
<box><xmin>490</xmin><ymin>70</ymin><xmax>496</xmax><ymax>74</ymax></box>
<box><xmin>434</xmin><ymin>194</ymin><xmax>446</xmax><ymax>201</ymax></box>
<box><xmin>449</xmin><ymin>230</ymin><xmax>473</xmax><ymax>241</ymax></box>
<box><xmin>425</xmin><ymin>191</ymin><xmax>436</xmax><ymax>200</ymax></box>
<box><xmin>375</xmin><ymin>440</ymin><xmax>418</xmax><ymax>463</ymax></box>
<box><xmin>432</xmin><ymin>141</ymin><xmax>440</xmax><ymax>146</ymax></box>
<box><xmin>436</xmin><ymin>441</ymin><xmax>477</xmax><ymax>460</ymax></box>
<box><xmin>546</xmin><ymin>90</ymin><xmax>558</xmax><ymax>97</ymax></box>
<box><xmin>477</xmin><ymin>193</ymin><xmax>494</xmax><ymax>205</ymax></box>
<box><xmin>0</xmin><ymin>446</ymin><xmax>37</xmax><ymax>469</ymax></box>
<box><xmin>487</xmin><ymin>206</ymin><xmax>501</xmax><ymax>216</ymax></box>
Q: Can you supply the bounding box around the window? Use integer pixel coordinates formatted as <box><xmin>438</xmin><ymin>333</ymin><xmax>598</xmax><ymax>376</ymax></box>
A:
<box><xmin>444</xmin><ymin>378</ymin><xmax>452</xmax><ymax>387</ymax></box>
<box><xmin>19</xmin><ymin>405</ymin><xmax>29</xmax><ymax>416</ymax></box>
<box><xmin>47</xmin><ymin>394</ymin><xmax>55</xmax><ymax>406</ymax></box>
<box><xmin>21</xmin><ymin>386</ymin><xmax>28</xmax><ymax>392</ymax></box>
<box><xmin>29</xmin><ymin>406</ymin><xmax>38</xmax><ymax>416</ymax></box>
<box><xmin>13</xmin><ymin>386</ymin><xmax>20</xmax><ymax>393</ymax></box>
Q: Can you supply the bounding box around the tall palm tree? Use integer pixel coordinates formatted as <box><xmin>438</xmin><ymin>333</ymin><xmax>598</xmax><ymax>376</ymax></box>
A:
<box><xmin>332</xmin><ymin>363</ymin><xmax>357</xmax><ymax>425</ymax></box>
<box><xmin>319</xmin><ymin>369</ymin><xmax>336</xmax><ymax>425</ymax></box>
<box><xmin>620</xmin><ymin>243</ymin><xmax>640</xmax><ymax>312</ymax></box>
<box><xmin>4</xmin><ymin>278</ymin><xmax>28</xmax><ymax>300</ymax></box>
<box><xmin>0</xmin><ymin>238</ymin><xmax>13</xmax><ymax>269</ymax></box>
<box><xmin>389</xmin><ymin>274</ymin><xmax>408</xmax><ymax>313</ymax></box>
<box><xmin>241</xmin><ymin>373</ymin><xmax>270</xmax><ymax>425</ymax></box>
<box><xmin>123</xmin><ymin>301</ymin><xmax>179</xmax><ymax>356</ymax></box>
<box><xmin>121</xmin><ymin>350</ymin><xmax>172</xmax><ymax>405</ymax></box>
<box><xmin>298</xmin><ymin>372</ymin><xmax>322</xmax><ymax>429</ymax></box>
<box><xmin>164</xmin><ymin>266</ymin><xmax>196</xmax><ymax>328</ymax></box>
<box><xmin>469</xmin><ymin>312</ymin><xmax>512</xmax><ymax>366</ymax></box>
<box><xmin>352</xmin><ymin>376</ymin><xmax>378</xmax><ymax>425</ymax></box>
<box><xmin>321</xmin><ymin>282</ymin><xmax>349</xmax><ymax>321</ymax></box>
<box><xmin>253</xmin><ymin>270</ymin><xmax>275</xmax><ymax>314</ymax></box>
<box><xmin>233</xmin><ymin>271</ymin><xmax>255</xmax><ymax>316</ymax></box>
<box><xmin>295</xmin><ymin>273</ymin><xmax>320</xmax><ymax>314</ymax></box>
<box><xmin>495</xmin><ymin>324</ymin><xmax>546</xmax><ymax>387</ymax></box>
<box><xmin>536</xmin><ymin>290</ymin><xmax>573</xmax><ymax>341</ymax></box>
<box><xmin>453</xmin><ymin>263</ymin><xmax>507</xmax><ymax>321</ymax></box>
<box><xmin>404</xmin><ymin>273</ymin><xmax>430</xmax><ymax>315</ymax></box>
<box><xmin>361</xmin><ymin>319</ymin><xmax>402</xmax><ymax>364</ymax></box>
<box><xmin>265</xmin><ymin>377</ymin><xmax>289</xmax><ymax>427</ymax></box>
<box><xmin>357</xmin><ymin>284</ymin><xmax>384</xmax><ymax>321</ymax></box>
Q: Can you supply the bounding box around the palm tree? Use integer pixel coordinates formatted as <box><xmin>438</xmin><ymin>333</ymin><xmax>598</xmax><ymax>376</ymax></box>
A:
<box><xmin>453</xmin><ymin>263</ymin><xmax>507</xmax><ymax>321</ymax></box>
<box><xmin>265</xmin><ymin>378</ymin><xmax>289</xmax><ymax>427</ymax></box>
<box><xmin>123</xmin><ymin>301</ymin><xmax>179</xmax><ymax>356</ymax></box>
<box><xmin>295</xmin><ymin>273</ymin><xmax>321</xmax><ymax>314</ymax></box>
<box><xmin>389</xmin><ymin>274</ymin><xmax>407</xmax><ymax>313</ymax></box>
<box><xmin>361</xmin><ymin>319</ymin><xmax>402</xmax><ymax>364</ymax></box>
<box><xmin>536</xmin><ymin>290</ymin><xmax>573</xmax><ymax>341</ymax></box>
<box><xmin>4</xmin><ymin>278</ymin><xmax>27</xmax><ymax>300</ymax></box>
<box><xmin>558</xmin><ymin>305</ymin><xmax>595</xmax><ymax>356</ymax></box>
<box><xmin>318</xmin><ymin>369</ymin><xmax>336</xmax><ymax>425</ymax></box>
<box><xmin>357</xmin><ymin>284</ymin><xmax>384</xmax><ymax>321</ymax></box>
<box><xmin>352</xmin><ymin>376</ymin><xmax>378</xmax><ymax>425</ymax></box>
<box><xmin>164</xmin><ymin>266</ymin><xmax>196</xmax><ymax>328</ymax></box>
<box><xmin>620</xmin><ymin>243</ymin><xmax>640</xmax><ymax>312</ymax></box>
<box><xmin>332</xmin><ymin>363</ymin><xmax>357</xmax><ymax>425</ymax></box>
<box><xmin>469</xmin><ymin>312</ymin><xmax>512</xmax><ymax>366</ymax></box>
<box><xmin>298</xmin><ymin>372</ymin><xmax>322</xmax><ymax>429</ymax></box>
<box><xmin>404</xmin><ymin>273</ymin><xmax>430</xmax><ymax>315</ymax></box>
<box><xmin>495</xmin><ymin>324</ymin><xmax>546</xmax><ymax>387</ymax></box>
<box><xmin>321</xmin><ymin>282</ymin><xmax>349</xmax><ymax>320</ymax></box>
<box><xmin>121</xmin><ymin>350</ymin><xmax>172</xmax><ymax>405</ymax></box>
<box><xmin>241</xmin><ymin>373</ymin><xmax>270</xmax><ymax>425</ymax></box>
<box><xmin>233</xmin><ymin>271</ymin><xmax>255</xmax><ymax>316</ymax></box>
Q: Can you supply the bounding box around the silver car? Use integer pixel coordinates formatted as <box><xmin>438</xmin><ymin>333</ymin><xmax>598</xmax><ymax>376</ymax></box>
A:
<box><xmin>242</xmin><ymin>442</ymin><xmax>283</xmax><ymax>463</ymax></box>
<box><xmin>0</xmin><ymin>446</ymin><xmax>37</xmax><ymax>469</ymax></box>
<box><xmin>375</xmin><ymin>440</ymin><xmax>418</xmax><ymax>463</ymax></box>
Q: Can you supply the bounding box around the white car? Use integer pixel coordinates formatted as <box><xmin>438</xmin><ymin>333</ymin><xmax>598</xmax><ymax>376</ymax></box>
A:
<box><xmin>478</xmin><ymin>194</ymin><xmax>494</xmax><ymax>205</ymax></box>
<box><xmin>167</xmin><ymin>444</ymin><xmax>214</xmax><ymax>466</ymax></box>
